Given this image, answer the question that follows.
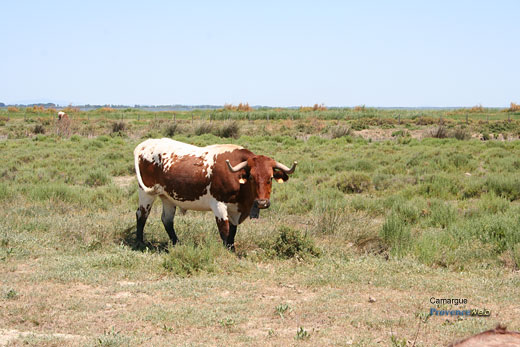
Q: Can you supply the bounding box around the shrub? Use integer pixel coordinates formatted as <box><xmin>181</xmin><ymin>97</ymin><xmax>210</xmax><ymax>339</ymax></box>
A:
<box><xmin>334</xmin><ymin>172</ymin><xmax>373</xmax><ymax>193</ymax></box>
<box><xmin>430</xmin><ymin>125</ymin><xmax>447</xmax><ymax>138</ymax></box>
<box><xmin>453</xmin><ymin>126</ymin><xmax>470</xmax><ymax>140</ymax></box>
<box><xmin>99</xmin><ymin>107</ymin><xmax>116</xmax><ymax>113</ymax></box>
<box><xmin>427</xmin><ymin>200</ymin><xmax>456</xmax><ymax>228</ymax></box>
<box><xmin>33</xmin><ymin>124</ymin><xmax>45</xmax><ymax>134</ymax></box>
<box><xmin>223</xmin><ymin>103</ymin><xmax>253</xmax><ymax>111</ymax></box>
<box><xmin>111</xmin><ymin>122</ymin><xmax>126</xmax><ymax>134</ymax></box>
<box><xmin>216</xmin><ymin>121</ymin><xmax>240</xmax><ymax>138</ymax></box>
<box><xmin>330</xmin><ymin>125</ymin><xmax>351</xmax><ymax>139</ymax></box>
<box><xmin>194</xmin><ymin>123</ymin><xmax>214</xmax><ymax>136</ymax></box>
<box><xmin>261</xmin><ymin>226</ymin><xmax>320</xmax><ymax>259</ymax></box>
<box><xmin>468</xmin><ymin>104</ymin><xmax>484</xmax><ymax>113</ymax></box>
<box><xmin>85</xmin><ymin>170</ymin><xmax>110</xmax><ymax>187</ymax></box>
<box><xmin>509</xmin><ymin>102</ymin><xmax>520</xmax><ymax>112</ymax></box>
<box><xmin>313</xmin><ymin>103</ymin><xmax>327</xmax><ymax>111</ymax></box>
<box><xmin>485</xmin><ymin>175</ymin><xmax>520</xmax><ymax>201</ymax></box>
<box><xmin>164</xmin><ymin>123</ymin><xmax>179</xmax><ymax>137</ymax></box>
<box><xmin>380</xmin><ymin>213</ymin><xmax>411</xmax><ymax>257</ymax></box>
<box><xmin>391</xmin><ymin>130</ymin><xmax>410</xmax><ymax>138</ymax></box>
<box><xmin>162</xmin><ymin>244</ymin><xmax>218</xmax><ymax>276</ymax></box>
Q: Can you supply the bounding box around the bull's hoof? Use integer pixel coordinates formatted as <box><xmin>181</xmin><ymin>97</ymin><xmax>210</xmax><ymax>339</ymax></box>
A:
<box><xmin>226</xmin><ymin>243</ymin><xmax>235</xmax><ymax>252</ymax></box>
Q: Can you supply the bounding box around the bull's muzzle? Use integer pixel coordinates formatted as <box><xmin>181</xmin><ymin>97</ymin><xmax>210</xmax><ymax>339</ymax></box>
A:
<box><xmin>255</xmin><ymin>199</ymin><xmax>271</xmax><ymax>209</ymax></box>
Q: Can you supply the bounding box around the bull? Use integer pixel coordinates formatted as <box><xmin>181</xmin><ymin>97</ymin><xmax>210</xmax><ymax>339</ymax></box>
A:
<box><xmin>134</xmin><ymin>138</ymin><xmax>297</xmax><ymax>250</ymax></box>
<box><xmin>57</xmin><ymin>111</ymin><xmax>69</xmax><ymax>121</ymax></box>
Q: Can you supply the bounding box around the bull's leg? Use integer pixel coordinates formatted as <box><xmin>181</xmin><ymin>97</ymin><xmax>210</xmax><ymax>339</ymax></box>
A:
<box><xmin>227</xmin><ymin>223</ymin><xmax>237</xmax><ymax>252</ymax></box>
<box><xmin>211</xmin><ymin>200</ymin><xmax>234</xmax><ymax>249</ymax></box>
<box><xmin>160</xmin><ymin>197</ymin><xmax>178</xmax><ymax>245</ymax></box>
<box><xmin>215</xmin><ymin>217</ymin><xmax>234</xmax><ymax>250</ymax></box>
<box><xmin>136</xmin><ymin>188</ymin><xmax>156</xmax><ymax>244</ymax></box>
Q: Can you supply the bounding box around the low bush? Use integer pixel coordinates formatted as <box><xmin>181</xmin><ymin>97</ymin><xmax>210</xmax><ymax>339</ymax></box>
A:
<box><xmin>85</xmin><ymin>170</ymin><xmax>110</xmax><ymax>187</ymax></box>
<box><xmin>33</xmin><ymin>124</ymin><xmax>45</xmax><ymax>134</ymax></box>
<box><xmin>330</xmin><ymin>125</ymin><xmax>351</xmax><ymax>139</ymax></box>
<box><xmin>162</xmin><ymin>244</ymin><xmax>219</xmax><ymax>276</ymax></box>
<box><xmin>164</xmin><ymin>123</ymin><xmax>179</xmax><ymax>137</ymax></box>
<box><xmin>334</xmin><ymin>172</ymin><xmax>373</xmax><ymax>193</ymax></box>
<box><xmin>379</xmin><ymin>212</ymin><xmax>411</xmax><ymax>257</ymax></box>
<box><xmin>430</xmin><ymin>125</ymin><xmax>447</xmax><ymax>138</ymax></box>
<box><xmin>260</xmin><ymin>226</ymin><xmax>321</xmax><ymax>259</ymax></box>
<box><xmin>112</xmin><ymin>122</ymin><xmax>126</xmax><ymax>134</ymax></box>
<box><xmin>194</xmin><ymin>123</ymin><xmax>214</xmax><ymax>136</ymax></box>
<box><xmin>216</xmin><ymin>121</ymin><xmax>240</xmax><ymax>138</ymax></box>
<box><xmin>453</xmin><ymin>126</ymin><xmax>470</xmax><ymax>140</ymax></box>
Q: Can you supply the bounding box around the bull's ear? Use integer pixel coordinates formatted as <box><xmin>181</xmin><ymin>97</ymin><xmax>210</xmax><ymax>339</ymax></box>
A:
<box><xmin>273</xmin><ymin>170</ymin><xmax>289</xmax><ymax>183</ymax></box>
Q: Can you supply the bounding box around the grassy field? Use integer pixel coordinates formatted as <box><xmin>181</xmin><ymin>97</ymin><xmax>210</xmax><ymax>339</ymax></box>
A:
<box><xmin>1</xmin><ymin>114</ymin><xmax>520</xmax><ymax>346</ymax></box>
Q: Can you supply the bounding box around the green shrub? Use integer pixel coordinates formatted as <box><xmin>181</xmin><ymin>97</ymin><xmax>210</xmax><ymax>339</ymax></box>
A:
<box><xmin>111</xmin><ymin>122</ymin><xmax>126</xmax><ymax>134</ymax></box>
<box><xmin>162</xmin><ymin>244</ymin><xmax>219</xmax><ymax>277</ymax></box>
<box><xmin>164</xmin><ymin>123</ymin><xmax>179</xmax><ymax>137</ymax></box>
<box><xmin>194</xmin><ymin>123</ymin><xmax>214</xmax><ymax>136</ymax></box>
<box><xmin>380</xmin><ymin>213</ymin><xmax>411</xmax><ymax>257</ymax></box>
<box><xmin>391</xmin><ymin>199</ymin><xmax>422</xmax><ymax>224</ymax></box>
<box><xmin>261</xmin><ymin>226</ymin><xmax>321</xmax><ymax>259</ymax></box>
<box><xmin>391</xmin><ymin>130</ymin><xmax>410</xmax><ymax>138</ymax></box>
<box><xmin>335</xmin><ymin>172</ymin><xmax>373</xmax><ymax>193</ymax></box>
<box><xmin>33</xmin><ymin>124</ymin><xmax>45</xmax><ymax>134</ymax></box>
<box><xmin>216</xmin><ymin>121</ymin><xmax>240</xmax><ymax>138</ymax></box>
<box><xmin>85</xmin><ymin>170</ymin><xmax>110</xmax><ymax>187</ymax></box>
<box><xmin>0</xmin><ymin>183</ymin><xmax>9</xmax><ymax>201</ymax></box>
<box><xmin>485</xmin><ymin>175</ymin><xmax>520</xmax><ymax>201</ymax></box>
<box><xmin>427</xmin><ymin>200</ymin><xmax>456</xmax><ymax>228</ymax></box>
<box><xmin>478</xmin><ymin>193</ymin><xmax>509</xmax><ymax>214</ymax></box>
<box><xmin>453</xmin><ymin>126</ymin><xmax>470</xmax><ymax>140</ymax></box>
<box><xmin>417</xmin><ymin>174</ymin><xmax>461</xmax><ymax>199</ymax></box>
<box><xmin>330</xmin><ymin>125</ymin><xmax>351</xmax><ymax>139</ymax></box>
<box><xmin>430</xmin><ymin>126</ymin><xmax>447</xmax><ymax>138</ymax></box>
<box><xmin>469</xmin><ymin>214</ymin><xmax>520</xmax><ymax>253</ymax></box>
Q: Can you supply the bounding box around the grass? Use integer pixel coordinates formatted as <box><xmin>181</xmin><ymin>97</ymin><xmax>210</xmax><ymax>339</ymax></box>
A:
<box><xmin>1</xmin><ymin>116</ymin><xmax>520</xmax><ymax>345</ymax></box>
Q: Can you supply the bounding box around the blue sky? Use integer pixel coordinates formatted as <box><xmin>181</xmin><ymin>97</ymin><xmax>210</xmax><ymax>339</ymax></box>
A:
<box><xmin>2</xmin><ymin>1</ymin><xmax>519</xmax><ymax>107</ymax></box>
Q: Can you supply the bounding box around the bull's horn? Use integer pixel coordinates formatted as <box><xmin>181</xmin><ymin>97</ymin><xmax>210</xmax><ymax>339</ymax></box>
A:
<box><xmin>274</xmin><ymin>161</ymin><xmax>297</xmax><ymax>174</ymax></box>
<box><xmin>226</xmin><ymin>159</ymin><xmax>248</xmax><ymax>172</ymax></box>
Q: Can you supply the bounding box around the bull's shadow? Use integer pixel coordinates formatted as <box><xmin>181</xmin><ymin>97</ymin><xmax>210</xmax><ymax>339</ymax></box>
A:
<box><xmin>119</xmin><ymin>225</ymin><xmax>170</xmax><ymax>253</ymax></box>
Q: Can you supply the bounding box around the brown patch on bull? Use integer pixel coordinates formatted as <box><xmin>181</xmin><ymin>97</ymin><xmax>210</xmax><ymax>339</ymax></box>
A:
<box><xmin>139</xmin><ymin>154</ymin><xmax>210</xmax><ymax>201</ymax></box>
<box><xmin>450</xmin><ymin>324</ymin><xmax>520</xmax><ymax>346</ymax></box>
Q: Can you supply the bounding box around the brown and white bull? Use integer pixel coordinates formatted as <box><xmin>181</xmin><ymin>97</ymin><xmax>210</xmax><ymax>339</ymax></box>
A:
<box><xmin>134</xmin><ymin>138</ymin><xmax>297</xmax><ymax>250</ymax></box>
<box><xmin>57</xmin><ymin>111</ymin><xmax>69</xmax><ymax>120</ymax></box>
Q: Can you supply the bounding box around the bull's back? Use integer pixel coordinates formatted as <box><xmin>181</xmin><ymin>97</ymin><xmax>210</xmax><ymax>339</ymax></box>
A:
<box><xmin>135</xmin><ymin>139</ymin><xmax>243</xmax><ymax>208</ymax></box>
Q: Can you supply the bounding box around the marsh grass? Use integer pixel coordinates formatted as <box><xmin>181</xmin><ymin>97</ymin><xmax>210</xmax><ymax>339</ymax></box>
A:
<box><xmin>2</xmin><ymin>118</ymin><xmax>520</xmax><ymax>345</ymax></box>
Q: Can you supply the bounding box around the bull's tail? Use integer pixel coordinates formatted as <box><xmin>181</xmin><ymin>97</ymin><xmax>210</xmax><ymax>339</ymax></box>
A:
<box><xmin>134</xmin><ymin>148</ymin><xmax>161</xmax><ymax>194</ymax></box>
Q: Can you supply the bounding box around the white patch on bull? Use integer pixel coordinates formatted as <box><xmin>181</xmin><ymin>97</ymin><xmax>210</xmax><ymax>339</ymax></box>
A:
<box><xmin>210</xmin><ymin>200</ymin><xmax>229</xmax><ymax>221</ymax></box>
<box><xmin>135</xmin><ymin>139</ymin><xmax>243</xmax><ymax>193</ymax></box>
<box><xmin>137</xmin><ymin>187</ymin><xmax>157</xmax><ymax>218</ymax></box>
<box><xmin>226</xmin><ymin>204</ymin><xmax>241</xmax><ymax>225</ymax></box>
<box><xmin>201</xmin><ymin>144</ymin><xmax>243</xmax><ymax>178</ymax></box>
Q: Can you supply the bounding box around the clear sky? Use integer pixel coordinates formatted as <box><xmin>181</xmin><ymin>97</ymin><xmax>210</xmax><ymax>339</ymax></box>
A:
<box><xmin>2</xmin><ymin>0</ymin><xmax>519</xmax><ymax>107</ymax></box>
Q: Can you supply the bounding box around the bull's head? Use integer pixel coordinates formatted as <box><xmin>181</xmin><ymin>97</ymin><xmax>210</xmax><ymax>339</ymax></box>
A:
<box><xmin>226</xmin><ymin>156</ymin><xmax>297</xmax><ymax>209</ymax></box>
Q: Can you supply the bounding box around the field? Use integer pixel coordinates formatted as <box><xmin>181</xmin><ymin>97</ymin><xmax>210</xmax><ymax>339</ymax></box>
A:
<box><xmin>1</xmin><ymin>108</ymin><xmax>520</xmax><ymax>346</ymax></box>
